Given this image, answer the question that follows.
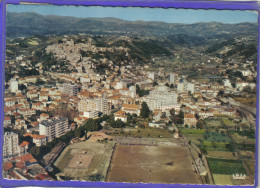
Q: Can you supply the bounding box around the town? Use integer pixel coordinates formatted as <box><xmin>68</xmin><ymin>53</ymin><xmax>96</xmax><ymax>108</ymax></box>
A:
<box><xmin>3</xmin><ymin>12</ymin><xmax>257</xmax><ymax>185</ymax></box>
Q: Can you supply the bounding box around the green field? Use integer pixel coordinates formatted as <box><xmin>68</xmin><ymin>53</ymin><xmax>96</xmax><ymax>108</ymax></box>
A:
<box><xmin>207</xmin><ymin>158</ymin><xmax>246</xmax><ymax>175</ymax></box>
<box><xmin>244</xmin><ymin>160</ymin><xmax>255</xmax><ymax>175</ymax></box>
<box><xmin>229</xmin><ymin>130</ymin><xmax>255</xmax><ymax>139</ymax></box>
<box><xmin>204</xmin><ymin>132</ymin><xmax>230</xmax><ymax>143</ymax></box>
<box><xmin>108</xmin><ymin>128</ymin><xmax>172</xmax><ymax>138</ymax></box>
<box><xmin>204</xmin><ymin>119</ymin><xmax>222</xmax><ymax>127</ymax></box>
<box><xmin>180</xmin><ymin>129</ymin><xmax>205</xmax><ymax>135</ymax></box>
<box><xmin>203</xmin><ymin>141</ymin><xmax>230</xmax><ymax>151</ymax></box>
<box><xmin>185</xmin><ymin>134</ymin><xmax>204</xmax><ymax>146</ymax></box>
<box><xmin>222</xmin><ymin>118</ymin><xmax>235</xmax><ymax>126</ymax></box>
<box><xmin>212</xmin><ymin>174</ymin><xmax>232</xmax><ymax>185</ymax></box>
<box><xmin>237</xmin><ymin>143</ymin><xmax>255</xmax><ymax>152</ymax></box>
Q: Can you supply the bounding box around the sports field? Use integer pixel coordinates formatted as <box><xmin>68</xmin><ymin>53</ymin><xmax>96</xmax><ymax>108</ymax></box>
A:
<box><xmin>107</xmin><ymin>144</ymin><xmax>199</xmax><ymax>184</ymax></box>
<box><xmin>54</xmin><ymin>141</ymin><xmax>115</xmax><ymax>181</ymax></box>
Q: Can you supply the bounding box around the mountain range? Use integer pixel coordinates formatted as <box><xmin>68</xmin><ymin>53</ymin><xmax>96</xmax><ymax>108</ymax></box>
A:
<box><xmin>6</xmin><ymin>12</ymin><xmax>258</xmax><ymax>38</ymax></box>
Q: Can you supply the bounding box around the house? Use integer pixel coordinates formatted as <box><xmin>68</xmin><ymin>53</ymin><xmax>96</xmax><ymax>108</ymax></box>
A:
<box><xmin>4</xmin><ymin>107</ymin><xmax>16</xmax><ymax>116</ymax></box>
<box><xmin>15</xmin><ymin>119</ymin><xmax>26</xmax><ymax>130</ymax></box>
<box><xmin>27</xmin><ymin>91</ymin><xmax>38</xmax><ymax>100</ymax></box>
<box><xmin>198</xmin><ymin>111</ymin><xmax>214</xmax><ymax>119</ymax></box>
<box><xmin>184</xmin><ymin>114</ymin><xmax>197</xmax><ymax>127</ymax></box>
<box><xmin>4</xmin><ymin>117</ymin><xmax>11</xmax><ymax>127</ymax></box>
<box><xmin>4</xmin><ymin>98</ymin><xmax>16</xmax><ymax>107</ymax></box>
<box><xmin>39</xmin><ymin>95</ymin><xmax>48</xmax><ymax>102</ymax></box>
<box><xmin>74</xmin><ymin>117</ymin><xmax>88</xmax><ymax>126</ymax></box>
<box><xmin>121</xmin><ymin>104</ymin><xmax>141</xmax><ymax>116</ymax></box>
<box><xmin>173</xmin><ymin>131</ymin><xmax>179</xmax><ymax>138</ymax></box>
<box><xmin>19</xmin><ymin>141</ymin><xmax>29</xmax><ymax>155</ymax></box>
<box><xmin>114</xmin><ymin>110</ymin><xmax>127</xmax><ymax>122</ymax></box>
<box><xmin>39</xmin><ymin>113</ymin><xmax>49</xmax><ymax>121</ymax></box>
<box><xmin>148</xmin><ymin>122</ymin><xmax>166</xmax><ymax>129</ymax></box>
<box><xmin>152</xmin><ymin>109</ymin><xmax>162</xmax><ymax>122</ymax></box>
<box><xmin>18</xmin><ymin>108</ymin><xmax>36</xmax><ymax>116</ymax></box>
<box><xmin>32</xmin><ymin>134</ymin><xmax>47</xmax><ymax>147</ymax></box>
<box><xmin>32</xmin><ymin>103</ymin><xmax>45</xmax><ymax>111</ymax></box>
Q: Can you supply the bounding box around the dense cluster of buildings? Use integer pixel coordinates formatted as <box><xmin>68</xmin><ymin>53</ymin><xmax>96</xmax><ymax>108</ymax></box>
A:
<box><xmin>3</xmin><ymin>35</ymin><xmax>257</xmax><ymax>180</ymax></box>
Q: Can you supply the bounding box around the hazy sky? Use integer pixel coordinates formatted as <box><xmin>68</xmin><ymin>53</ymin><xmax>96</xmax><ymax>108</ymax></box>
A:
<box><xmin>7</xmin><ymin>4</ymin><xmax>258</xmax><ymax>24</ymax></box>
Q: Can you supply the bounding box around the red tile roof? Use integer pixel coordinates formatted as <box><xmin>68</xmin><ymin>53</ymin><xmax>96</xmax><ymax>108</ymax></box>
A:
<box><xmin>184</xmin><ymin>114</ymin><xmax>196</xmax><ymax>119</ymax></box>
<box><xmin>3</xmin><ymin>162</ymin><xmax>13</xmax><ymax>171</ymax></box>
<box><xmin>20</xmin><ymin>141</ymin><xmax>29</xmax><ymax>147</ymax></box>
<box><xmin>15</xmin><ymin>161</ymin><xmax>25</xmax><ymax>169</ymax></box>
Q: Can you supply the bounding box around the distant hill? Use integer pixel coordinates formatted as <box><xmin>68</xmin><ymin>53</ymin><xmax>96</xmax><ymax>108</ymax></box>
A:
<box><xmin>6</xmin><ymin>12</ymin><xmax>258</xmax><ymax>38</ymax></box>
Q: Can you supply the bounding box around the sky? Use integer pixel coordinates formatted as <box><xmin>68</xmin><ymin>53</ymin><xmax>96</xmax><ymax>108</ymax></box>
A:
<box><xmin>7</xmin><ymin>4</ymin><xmax>258</xmax><ymax>24</ymax></box>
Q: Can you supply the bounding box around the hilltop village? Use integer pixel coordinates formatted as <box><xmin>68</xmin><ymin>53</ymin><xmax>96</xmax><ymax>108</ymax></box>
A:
<box><xmin>3</xmin><ymin>34</ymin><xmax>257</xmax><ymax>185</ymax></box>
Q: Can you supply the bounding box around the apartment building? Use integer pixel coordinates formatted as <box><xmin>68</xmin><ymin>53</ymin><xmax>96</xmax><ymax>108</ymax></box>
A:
<box><xmin>78</xmin><ymin>97</ymin><xmax>110</xmax><ymax>115</ymax></box>
<box><xmin>61</xmin><ymin>83</ymin><xmax>78</xmax><ymax>97</ymax></box>
<box><xmin>39</xmin><ymin>117</ymin><xmax>69</xmax><ymax>142</ymax></box>
<box><xmin>3</xmin><ymin>132</ymin><xmax>19</xmax><ymax>158</ymax></box>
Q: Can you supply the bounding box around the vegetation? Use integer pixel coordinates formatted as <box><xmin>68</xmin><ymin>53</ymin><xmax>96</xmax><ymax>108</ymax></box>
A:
<box><xmin>207</xmin><ymin>158</ymin><xmax>246</xmax><ymax>175</ymax></box>
<box><xmin>136</xmin><ymin>84</ymin><xmax>150</xmax><ymax>97</ymax></box>
<box><xmin>140</xmin><ymin>102</ymin><xmax>150</xmax><ymax>118</ymax></box>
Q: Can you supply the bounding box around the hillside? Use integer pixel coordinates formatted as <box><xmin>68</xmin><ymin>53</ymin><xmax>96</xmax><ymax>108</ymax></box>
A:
<box><xmin>6</xmin><ymin>12</ymin><xmax>258</xmax><ymax>38</ymax></box>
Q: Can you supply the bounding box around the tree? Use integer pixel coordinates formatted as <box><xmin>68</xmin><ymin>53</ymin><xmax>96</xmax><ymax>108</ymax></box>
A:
<box><xmin>218</xmin><ymin>90</ymin><xmax>224</xmax><ymax>97</ymax></box>
<box><xmin>178</xmin><ymin>110</ymin><xmax>184</xmax><ymax>119</ymax></box>
<box><xmin>136</xmin><ymin>84</ymin><xmax>140</xmax><ymax>92</ymax></box>
<box><xmin>201</xmin><ymin>145</ymin><xmax>208</xmax><ymax>155</ymax></box>
<box><xmin>161</xmin><ymin>112</ymin><xmax>166</xmax><ymax>118</ymax></box>
<box><xmin>30</xmin><ymin>146</ymin><xmax>40</xmax><ymax>158</ymax></box>
<box><xmin>140</xmin><ymin>102</ymin><xmax>150</xmax><ymax>118</ymax></box>
<box><xmin>18</xmin><ymin>84</ymin><xmax>27</xmax><ymax>91</ymax></box>
<box><xmin>196</xmin><ymin>119</ymin><xmax>205</xmax><ymax>129</ymax></box>
<box><xmin>75</xmin><ymin>127</ymin><xmax>84</xmax><ymax>138</ymax></box>
<box><xmin>169</xmin><ymin>108</ymin><xmax>175</xmax><ymax>121</ymax></box>
<box><xmin>110</xmin><ymin>119</ymin><xmax>125</xmax><ymax>128</ymax></box>
<box><xmin>242</xmin><ymin>85</ymin><xmax>253</xmax><ymax>94</ymax></box>
<box><xmin>153</xmin><ymin>81</ymin><xmax>158</xmax><ymax>86</ymax></box>
<box><xmin>89</xmin><ymin>173</ymin><xmax>103</xmax><ymax>182</ymax></box>
<box><xmin>36</xmin><ymin>78</ymin><xmax>45</xmax><ymax>85</ymax></box>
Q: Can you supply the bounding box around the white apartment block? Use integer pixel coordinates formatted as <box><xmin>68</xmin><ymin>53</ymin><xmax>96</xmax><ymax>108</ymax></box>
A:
<box><xmin>169</xmin><ymin>73</ymin><xmax>175</xmax><ymax>83</ymax></box>
<box><xmin>143</xmin><ymin>86</ymin><xmax>178</xmax><ymax>110</ymax></box>
<box><xmin>39</xmin><ymin>117</ymin><xmax>69</xmax><ymax>142</ymax></box>
<box><xmin>83</xmin><ymin>111</ymin><xmax>99</xmax><ymax>118</ymax></box>
<box><xmin>177</xmin><ymin>82</ymin><xmax>195</xmax><ymax>94</ymax></box>
<box><xmin>3</xmin><ymin>132</ymin><xmax>19</xmax><ymax>158</ymax></box>
<box><xmin>10</xmin><ymin>78</ymin><xmax>18</xmax><ymax>93</ymax></box>
<box><xmin>78</xmin><ymin>98</ymin><xmax>110</xmax><ymax>115</ymax></box>
<box><xmin>61</xmin><ymin>83</ymin><xmax>78</xmax><ymax>97</ymax></box>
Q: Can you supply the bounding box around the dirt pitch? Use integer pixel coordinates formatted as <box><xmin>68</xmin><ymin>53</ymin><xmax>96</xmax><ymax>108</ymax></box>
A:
<box><xmin>107</xmin><ymin>144</ymin><xmax>199</xmax><ymax>184</ymax></box>
<box><xmin>66</xmin><ymin>154</ymin><xmax>93</xmax><ymax>169</ymax></box>
<box><xmin>54</xmin><ymin>141</ymin><xmax>115</xmax><ymax>181</ymax></box>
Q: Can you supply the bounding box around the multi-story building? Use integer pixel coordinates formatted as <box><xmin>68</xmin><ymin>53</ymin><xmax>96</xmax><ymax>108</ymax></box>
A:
<box><xmin>61</xmin><ymin>83</ymin><xmax>78</xmax><ymax>97</ymax></box>
<box><xmin>3</xmin><ymin>132</ymin><xmax>19</xmax><ymax>158</ymax></box>
<box><xmin>78</xmin><ymin>97</ymin><xmax>110</xmax><ymax>115</ymax></box>
<box><xmin>184</xmin><ymin>114</ymin><xmax>197</xmax><ymax>127</ymax></box>
<box><xmin>177</xmin><ymin>82</ymin><xmax>195</xmax><ymax>94</ymax></box>
<box><xmin>10</xmin><ymin>78</ymin><xmax>18</xmax><ymax>93</ymax></box>
<box><xmin>169</xmin><ymin>73</ymin><xmax>175</xmax><ymax>83</ymax></box>
<box><xmin>83</xmin><ymin>111</ymin><xmax>99</xmax><ymax>118</ymax></box>
<box><xmin>142</xmin><ymin>86</ymin><xmax>178</xmax><ymax>111</ymax></box>
<box><xmin>39</xmin><ymin>117</ymin><xmax>69</xmax><ymax>142</ymax></box>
